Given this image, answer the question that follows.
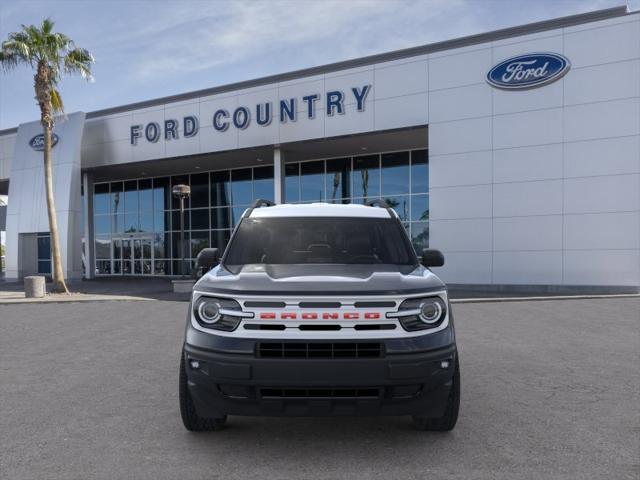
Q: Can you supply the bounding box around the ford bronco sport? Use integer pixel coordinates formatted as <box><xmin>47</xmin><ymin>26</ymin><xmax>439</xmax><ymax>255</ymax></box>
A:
<box><xmin>179</xmin><ymin>199</ymin><xmax>460</xmax><ymax>431</ymax></box>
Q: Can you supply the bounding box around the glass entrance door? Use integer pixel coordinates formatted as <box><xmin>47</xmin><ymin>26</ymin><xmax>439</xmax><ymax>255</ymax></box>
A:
<box><xmin>114</xmin><ymin>237</ymin><xmax>153</xmax><ymax>275</ymax></box>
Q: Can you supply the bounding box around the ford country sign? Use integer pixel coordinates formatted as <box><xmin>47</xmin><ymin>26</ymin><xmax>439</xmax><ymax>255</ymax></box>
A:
<box><xmin>29</xmin><ymin>133</ymin><xmax>59</xmax><ymax>151</ymax></box>
<box><xmin>487</xmin><ymin>53</ymin><xmax>570</xmax><ymax>90</ymax></box>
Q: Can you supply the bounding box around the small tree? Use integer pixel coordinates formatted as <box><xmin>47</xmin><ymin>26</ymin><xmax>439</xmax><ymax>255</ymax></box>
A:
<box><xmin>0</xmin><ymin>19</ymin><xmax>94</xmax><ymax>292</ymax></box>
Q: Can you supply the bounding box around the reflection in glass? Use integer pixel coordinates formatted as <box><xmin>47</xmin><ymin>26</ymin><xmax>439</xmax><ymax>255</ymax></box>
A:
<box><xmin>153</xmin><ymin>177</ymin><xmax>170</xmax><ymax>210</ymax></box>
<box><xmin>190</xmin><ymin>208</ymin><xmax>209</xmax><ymax>230</ymax></box>
<box><xmin>381</xmin><ymin>152</ymin><xmax>410</xmax><ymax>195</ymax></box>
<box><xmin>352</xmin><ymin>155</ymin><xmax>379</xmax><ymax>199</ymax></box>
<box><xmin>124</xmin><ymin>212</ymin><xmax>139</xmax><ymax>232</ymax></box>
<box><xmin>95</xmin><ymin>214</ymin><xmax>111</xmax><ymax>235</ymax></box>
<box><xmin>154</xmin><ymin>260</ymin><xmax>169</xmax><ymax>275</ymax></box>
<box><xmin>211</xmin><ymin>230</ymin><xmax>231</xmax><ymax>250</ymax></box>
<box><xmin>138</xmin><ymin>178</ymin><xmax>153</xmax><ymax>211</ymax></box>
<box><xmin>190</xmin><ymin>173</ymin><xmax>209</xmax><ymax>208</ymax></box>
<box><xmin>411</xmin><ymin>221</ymin><xmax>429</xmax><ymax>253</ymax></box>
<box><xmin>124</xmin><ymin>180</ymin><xmax>138</xmax><ymax>213</ymax></box>
<box><xmin>139</xmin><ymin>212</ymin><xmax>153</xmax><ymax>232</ymax></box>
<box><xmin>231</xmin><ymin>169</ymin><xmax>252</xmax><ymax>205</ymax></box>
<box><xmin>153</xmin><ymin>211</ymin><xmax>167</xmax><ymax>232</ymax></box>
<box><xmin>211</xmin><ymin>171</ymin><xmax>230</xmax><ymax>208</ymax></box>
<box><xmin>190</xmin><ymin>231</ymin><xmax>209</xmax><ymax>257</ymax></box>
<box><xmin>326</xmin><ymin>158</ymin><xmax>350</xmax><ymax>202</ymax></box>
<box><xmin>411</xmin><ymin>149</ymin><xmax>428</xmax><ymax>193</ymax></box>
<box><xmin>94</xmin><ymin>183</ymin><xmax>110</xmax><ymax>215</ymax></box>
<box><xmin>95</xmin><ymin>236</ymin><xmax>111</xmax><ymax>259</ymax></box>
<box><xmin>285</xmin><ymin>163</ymin><xmax>299</xmax><ymax>202</ymax></box>
<box><xmin>301</xmin><ymin>161</ymin><xmax>324</xmax><ymax>202</ymax></box>
<box><xmin>111</xmin><ymin>182</ymin><xmax>123</xmax><ymax>219</ymax></box>
<box><xmin>384</xmin><ymin>196</ymin><xmax>409</xmax><ymax>221</ymax></box>
<box><xmin>253</xmin><ymin>166</ymin><xmax>274</xmax><ymax>201</ymax></box>
<box><xmin>154</xmin><ymin>233</ymin><xmax>168</xmax><ymax>258</ymax></box>
<box><xmin>171</xmin><ymin>210</ymin><xmax>190</xmax><ymax>232</ymax></box>
<box><xmin>38</xmin><ymin>260</ymin><xmax>52</xmax><ymax>274</ymax></box>
<box><xmin>37</xmin><ymin>235</ymin><xmax>51</xmax><ymax>259</ymax></box>
<box><xmin>411</xmin><ymin>194</ymin><xmax>429</xmax><ymax>221</ymax></box>
<box><xmin>211</xmin><ymin>207</ymin><xmax>230</xmax><ymax>230</ymax></box>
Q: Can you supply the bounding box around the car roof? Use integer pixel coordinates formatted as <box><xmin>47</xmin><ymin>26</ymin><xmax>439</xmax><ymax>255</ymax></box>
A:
<box><xmin>248</xmin><ymin>202</ymin><xmax>394</xmax><ymax>219</ymax></box>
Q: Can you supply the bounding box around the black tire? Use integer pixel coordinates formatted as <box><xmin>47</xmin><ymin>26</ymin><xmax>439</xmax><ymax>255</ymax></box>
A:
<box><xmin>179</xmin><ymin>353</ymin><xmax>227</xmax><ymax>432</ymax></box>
<box><xmin>412</xmin><ymin>356</ymin><xmax>460</xmax><ymax>431</ymax></box>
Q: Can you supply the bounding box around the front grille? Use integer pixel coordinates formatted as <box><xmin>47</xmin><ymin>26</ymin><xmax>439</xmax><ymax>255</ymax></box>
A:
<box><xmin>257</xmin><ymin>342</ymin><xmax>384</xmax><ymax>359</ymax></box>
<box><xmin>260</xmin><ymin>387</ymin><xmax>381</xmax><ymax>398</ymax></box>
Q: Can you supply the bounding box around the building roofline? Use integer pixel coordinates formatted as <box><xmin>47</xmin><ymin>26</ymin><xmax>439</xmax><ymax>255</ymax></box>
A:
<box><xmin>0</xmin><ymin>5</ymin><xmax>631</xmax><ymax>136</ymax></box>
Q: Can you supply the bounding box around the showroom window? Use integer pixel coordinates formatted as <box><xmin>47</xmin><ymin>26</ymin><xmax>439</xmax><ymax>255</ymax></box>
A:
<box><xmin>93</xmin><ymin>165</ymin><xmax>274</xmax><ymax>275</ymax></box>
<box><xmin>284</xmin><ymin>149</ymin><xmax>429</xmax><ymax>253</ymax></box>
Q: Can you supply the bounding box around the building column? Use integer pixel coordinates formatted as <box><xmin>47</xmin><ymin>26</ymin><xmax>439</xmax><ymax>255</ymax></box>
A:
<box><xmin>82</xmin><ymin>171</ymin><xmax>95</xmax><ymax>279</ymax></box>
<box><xmin>273</xmin><ymin>146</ymin><xmax>285</xmax><ymax>204</ymax></box>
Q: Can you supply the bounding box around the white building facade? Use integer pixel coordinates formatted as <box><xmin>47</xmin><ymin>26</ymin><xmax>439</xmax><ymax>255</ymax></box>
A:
<box><xmin>0</xmin><ymin>6</ymin><xmax>638</xmax><ymax>292</ymax></box>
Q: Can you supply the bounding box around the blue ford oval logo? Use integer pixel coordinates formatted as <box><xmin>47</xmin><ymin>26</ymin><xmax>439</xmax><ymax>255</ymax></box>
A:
<box><xmin>29</xmin><ymin>133</ymin><xmax>59</xmax><ymax>151</ymax></box>
<box><xmin>487</xmin><ymin>53</ymin><xmax>570</xmax><ymax>90</ymax></box>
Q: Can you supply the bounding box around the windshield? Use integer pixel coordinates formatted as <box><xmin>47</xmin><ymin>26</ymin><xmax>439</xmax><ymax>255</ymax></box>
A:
<box><xmin>223</xmin><ymin>217</ymin><xmax>417</xmax><ymax>270</ymax></box>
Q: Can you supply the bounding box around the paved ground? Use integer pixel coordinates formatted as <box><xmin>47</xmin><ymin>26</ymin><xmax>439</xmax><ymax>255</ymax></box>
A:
<box><xmin>0</xmin><ymin>298</ymin><xmax>638</xmax><ymax>480</ymax></box>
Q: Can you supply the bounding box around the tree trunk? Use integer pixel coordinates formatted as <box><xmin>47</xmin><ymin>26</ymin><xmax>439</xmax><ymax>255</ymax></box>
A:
<box><xmin>35</xmin><ymin>63</ymin><xmax>69</xmax><ymax>294</ymax></box>
<box><xmin>43</xmin><ymin>123</ymin><xmax>68</xmax><ymax>293</ymax></box>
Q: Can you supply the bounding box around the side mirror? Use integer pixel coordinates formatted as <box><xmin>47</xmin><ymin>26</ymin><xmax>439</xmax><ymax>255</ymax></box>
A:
<box><xmin>195</xmin><ymin>248</ymin><xmax>220</xmax><ymax>277</ymax></box>
<box><xmin>421</xmin><ymin>248</ymin><xmax>444</xmax><ymax>267</ymax></box>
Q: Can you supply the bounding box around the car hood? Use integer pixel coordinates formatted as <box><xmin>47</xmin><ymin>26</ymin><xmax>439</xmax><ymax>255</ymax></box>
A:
<box><xmin>194</xmin><ymin>264</ymin><xmax>445</xmax><ymax>296</ymax></box>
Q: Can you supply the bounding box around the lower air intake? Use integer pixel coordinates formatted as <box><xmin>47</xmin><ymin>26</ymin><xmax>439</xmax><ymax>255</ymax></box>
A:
<box><xmin>260</xmin><ymin>388</ymin><xmax>381</xmax><ymax>398</ymax></box>
<box><xmin>257</xmin><ymin>342</ymin><xmax>384</xmax><ymax>359</ymax></box>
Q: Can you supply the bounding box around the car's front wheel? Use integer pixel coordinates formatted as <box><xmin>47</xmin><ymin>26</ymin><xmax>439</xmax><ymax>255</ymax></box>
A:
<box><xmin>179</xmin><ymin>352</ymin><xmax>227</xmax><ymax>432</ymax></box>
<box><xmin>412</xmin><ymin>356</ymin><xmax>460</xmax><ymax>431</ymax></box>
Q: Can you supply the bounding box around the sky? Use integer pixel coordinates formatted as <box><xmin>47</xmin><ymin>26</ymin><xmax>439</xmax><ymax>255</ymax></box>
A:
<box><xmin>0</xmin><ymin>0</ymin><xmax>636</xmax><ymax>130</ymax></box>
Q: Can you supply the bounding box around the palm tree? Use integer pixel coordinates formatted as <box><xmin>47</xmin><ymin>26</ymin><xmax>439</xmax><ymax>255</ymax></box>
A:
<box><xmin>0</xmin><ymin>19</ymin><xmax>94</xmax><ymax>293</ymax></box>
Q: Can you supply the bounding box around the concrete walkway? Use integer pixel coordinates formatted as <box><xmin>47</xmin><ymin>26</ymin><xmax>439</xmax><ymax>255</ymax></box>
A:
<box><xmin>0</xmin><ymin>277</ymin><xmax>190</xmax><ymax>303</ymax></box>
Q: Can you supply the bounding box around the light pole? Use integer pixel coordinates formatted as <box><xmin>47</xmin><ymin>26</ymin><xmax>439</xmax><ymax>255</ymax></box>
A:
<box><xmin>172</xmin><ymin>184</ymin><xmax>191</xmax><ymax>278</ymax></box>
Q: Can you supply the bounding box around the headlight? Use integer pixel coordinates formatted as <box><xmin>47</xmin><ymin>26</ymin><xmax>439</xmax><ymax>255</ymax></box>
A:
<box><xmin>193</xmin><ymin>296</ymin><xmax>244</xmax><ymax>331</ymax></box>
<box><xmin>393</xmin><ymin>296</ymin><xmax>447</xmax><ymax>331</ymax></box>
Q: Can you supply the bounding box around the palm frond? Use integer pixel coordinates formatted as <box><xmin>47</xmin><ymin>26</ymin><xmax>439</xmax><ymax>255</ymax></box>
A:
<box><xmin>50</xmin><ymin>88</ymin><xmax>64</xmax><ymax>114</ymax></box>
<box><xmin>64</xmin><ymin>47</ymin><xmax>94</xmax><ymax>81</ymax></box>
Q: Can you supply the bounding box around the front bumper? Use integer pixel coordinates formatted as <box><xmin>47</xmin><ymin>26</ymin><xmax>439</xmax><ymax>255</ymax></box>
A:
<box><xmin>183</xmin><ymin>337</ymin><xmax>457</xmax><ymax>417</ymax></box>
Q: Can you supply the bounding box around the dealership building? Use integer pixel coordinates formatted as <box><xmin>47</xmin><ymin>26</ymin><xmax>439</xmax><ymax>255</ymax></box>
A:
<box><xmin>0</xmin><ymin>6</ymin><xmax>638</xmax><ymax>292</ymax></box>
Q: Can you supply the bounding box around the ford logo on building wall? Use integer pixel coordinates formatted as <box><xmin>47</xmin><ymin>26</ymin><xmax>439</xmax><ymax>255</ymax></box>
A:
<box><xmin>29</xmin><ymin>133</ymin><xmax>59</xmax><ymax>151</ymax></box>
<box><xmin>487</xmin><ymin>53</ymin><xmax>570</xmax><ymax>90</ymax></box>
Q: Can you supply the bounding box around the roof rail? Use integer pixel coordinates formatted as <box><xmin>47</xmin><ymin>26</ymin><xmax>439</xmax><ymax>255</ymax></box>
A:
<box><xmin>243</xmin><ymin>199</ymin><xmax>276</xmax><ymax>219</ymax></box>
<box><xmin>364</xmin><ymin>198</ymin><xmax>395</xmax><ymax>218</ymax></box>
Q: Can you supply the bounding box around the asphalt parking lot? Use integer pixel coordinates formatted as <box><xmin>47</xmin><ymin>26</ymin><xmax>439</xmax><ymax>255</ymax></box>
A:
<box><xmin>1</xmin><ymin>297</ymin><xmax>638</xmax><ymax>480</ymax></box>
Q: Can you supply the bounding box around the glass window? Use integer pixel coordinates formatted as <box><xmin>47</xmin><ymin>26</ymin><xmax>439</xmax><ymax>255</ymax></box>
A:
<box><xmin>384</xmin><ymin>195</ymin><xmax>410</xmax><ymax>221</ymax></box>
<box><xmin>190</xmin><ymin>173</ymin><xmax>209</xmax><ymax>208</ymax></box>
<box><xmin>110</xmin><ymin>182</ymin><xmax>123</xmax><ymax>218</ymax></box>
<box><xmin>171</xmin><ymin>210</ymin><xmax>190</xmax><ymax>231</ymax></box>
<box><xmin>211</xmin><ymin>171</ymin><xmax>231</xmax><ymax>208</ymax></box>
<box><xmin>138</xmin><ymin>178</ymin><xmax>153</xmax><ymax>212</ymax></box>
<box><xmin>410</xmin><ymin>221</ymin><xmax>429</xmax><ymax>253</ymax></box>
<box><xmin>253</xmin><ymin>166</ymin><xmax>274</xmax><ymax>202</ymax></box>
<box><xmin>112</xmin><ymin>212</ymin><xmax>124</xmax><ymax>234</ymax></box>
<box><xmin>94</xmin><ymin>215</ymin><xmax>111</xmax><ymax>235</ymax></box>
<box><xmin>231</xmin><ymin>205</ymin><xmax>248</xmax><ymax>226</ymax></box>
<box><xmin>154</xmin><ymin>233</ymin><xmax>168</xmax><ymax>258</ymax></box>
<box><xmin>352</xmin><ymin>155</ymin><xmax>379</xmax><ymax>200</ymax></box>
<box><xmin>153</xmin><ymin>177</ymin><xmax>170</xmax><ymax>211</ymax></box>
<box><xmin>172</xmin><ymin>259</ymin><xmax>194</xmax><ymax>277</ymax></box>
<box><xmin>411</xmin><ymin>194</ymin><xmax>429</xmax><ymax>221</ymax></box>
<box><xmin>139</xmin><ymin>211</ymin><xmax>153</xmax><ymax>232</ymax></box>
<box><xmin>300</xmin><ymin>161</ymin><xmax>325</xmax><ymax>202</ymax></box>
<box><xmin>95</xmin><ymin>236</ymin><xmax>111</xmax><ymax>259</ymax></box>
<box><xmin>124</xmin><ymin>180</ymin><xmax>138</xmax><ymax>213</ymax></box>
<box><xmin>96</xmin><ymin>260</ymin><xmax>111</xmax><ymax>275</ymax></box>
<box><xmin>124</xmin><ymin>212</ymin><xmax>139</xmax><ymax>233</ymax></box>
<box><xmin>191</xmin><ymin>208</ymin><xmax>210</xmax><ymax>230</ymax></box>
<box><xmin>190</xmin><ymin>231</ymin><xmax>209</xmax><ymax>257</ymax></box>
<box><xmin>37</xmin><ymin>235</ymin><xmax>51</xmax><ymax>259</ymax></box>
<box><xmin>94</xmin><ymin>183</ymin><xmax>110</xmax><ymax>215</ymax></box>
<box><xmin>211</xmin><ymin>230</ymin><xmax>231</xmax><ymax>250</ymax></box>
<box><xmin>171</xmin><ymin>175</ymin><xmax>190</xmax><ymax>209</ymax></box>
<box><xmin>153</xmin><ymin>210</ymin><xmax>168</xmax><ymax>232</ymax></box>
<box><xmin>211</xmin><ymin>207</ymin><xmax>231</xmax><ymax>230</ymax></box>
<box><xmin>224</xmin><ymin>217</ymin><xmax>416</xmax><ymax>269</ymax></box>
<box><xmin>381</xmin><ymin>152</ymin><xmax>410</xmax><ymax>195</ymax></box>
<box><xmin>285</xmin><ymin>163</ymin><xmax>300</xmax><ymax>203</ymax></box>
<box><xmin>326</xmin><ymin>158</ymin><xmax>350</xmax><ymax>203</ymax></box>
<box><xmin>154</xmin><ymin>260</ymin><xmax>170</xmax><ymax>275</ymax></box>
<box><xmin>171</xmin><ymin>232</ymin><xmax>190</xmax><ymax>259</ymax></box>
<box><xmin>38</xmin><ymin>260</ymin><xmax>52</xmax><ymax>274</ymax></box>
<box><xmin>231</xmin><ymin>168</ymin><xmax>252</xmax><ymax>205</ymax></box>
<box><xmin>411</xmin><ymin>149</ymin><xmax>428</xmax><ymax>193</ymax></box>
<box><xmin>113</xmin><ymin>238</ymin><xmax>123</xmax><ymax>261</ymax></box>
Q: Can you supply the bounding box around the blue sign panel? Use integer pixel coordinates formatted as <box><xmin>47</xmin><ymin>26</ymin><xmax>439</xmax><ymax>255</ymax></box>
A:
<box><xmin>29</xmin><ymin>133</ymin><xmax>59</xmax><ymax>151</ymax></box>
<box><xmin>487</xmin><ymin>53</ymin><xmax>570</xmax><ymax>90</ymax></box>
